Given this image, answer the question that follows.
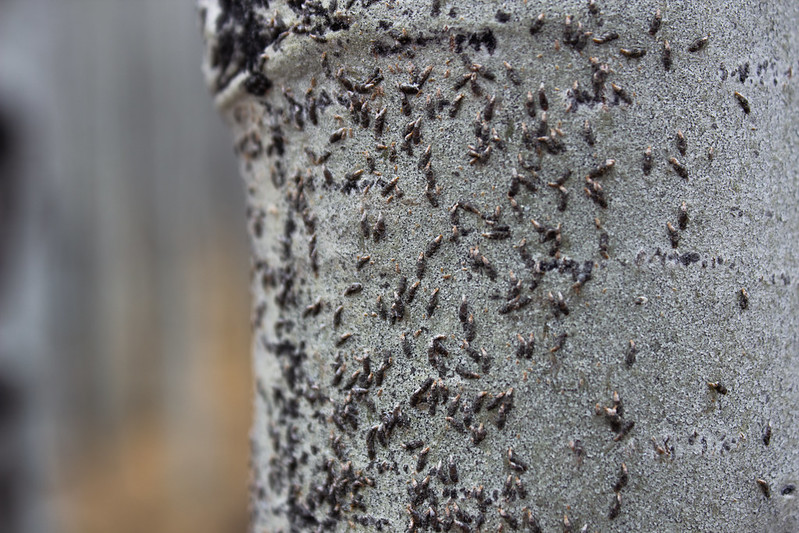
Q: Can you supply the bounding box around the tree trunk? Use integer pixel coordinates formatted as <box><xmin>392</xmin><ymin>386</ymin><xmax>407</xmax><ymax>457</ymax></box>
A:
<box><xmin>199</xmin><ymin>1</ymin><xmax>799</xmax><ymax>531</ymax></box>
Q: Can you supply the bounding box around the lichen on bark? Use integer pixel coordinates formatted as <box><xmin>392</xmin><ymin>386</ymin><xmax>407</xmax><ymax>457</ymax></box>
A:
<box><xmin>199</xmin><ymin>1</ymin><xmax>799</xmax><ymax>531</ymax></box>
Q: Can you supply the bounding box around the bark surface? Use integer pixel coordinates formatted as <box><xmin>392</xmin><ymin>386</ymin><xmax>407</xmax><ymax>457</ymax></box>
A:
<box><xmin>199</xmin><ymin>1</ymin><xmax>799</xmax><ymax>531</ymax></box>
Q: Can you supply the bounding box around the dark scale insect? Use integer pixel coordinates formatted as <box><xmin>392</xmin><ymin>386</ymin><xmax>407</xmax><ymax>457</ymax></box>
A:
<box><xmin>303</xmin><ymin>297</ymin><xmax>323</xmax><ymax>318</ymax></box>
<box><xmin>757</xmin><ymin>478</ymin><xmax>771</xmax><ymax>498</ymax></box>
<box><xmin>611</xmin><ymin>82</ymin><xmax>632</xmax><ymax>104</ymax></box>
<box><xmin>525</xmin><ymin>91</ymin><xmax>537</xmax><ymax>118</ymax></box>
<box><xmin>455</xmin><ymin>364</ymin><xmax>481</xmax><ymax>380</ymax></box>
<box><xmin>426</xmin><ymin>288</ymin><xmax>440</xmax><ymax>318</ymax></box>
<box><xmin>620</xmin><ymin>47</ymin><xmax>647</xmax><ymax>59</ymax></box>
<box><xmin>373</xmin><ymin>213</ymin><xmax>386</xmax><ymax>242</ymax></box>
<box><xmin>585</xmin><ymin>178</ymin><xmax>608</xmax><ymax>208</ymax></box>
<box><xmin>448</xmin><ymin>455</ymin><xmax>459</xmax><ymax>483</ymax></box>
<box><xmin>360</xmin><ymin>212</ymin><xmax>371</xmax><ymax>238</ymax></box>
<box><xmin>662</xmin><ymin>40</ymin><xmax>673</xmax><ymax>70</ymax></box>
<box><xmin>678</xmin><ymin>201</ymin><xmax>689</xmax><ymax>230</ymax></box>
<box><xmin>417</xmin><ymin>446</ymin><xmax>431</xmax><ymax>472</ymax></box>
<box><xmin>344</xmin><ymin>282</ymin><xmax>363</xmax><ymax>296</ymax></box>
<box><xmin>615</xmin><ymin>420</ymin><xmax>635</xmax><ymax>442</ymax></box>
<box><xmin>483</xmin><ymin>94</ymin><xmax>497</xmax><ymax>121</ymax></box>
<box><xmin>424</xmin><ymin>164</ymin><xmax>439</xmax><ymax>207</ymax></box>
<box><xmin>333</xmin><ymin>305</ymin><xmax>344</xmax><ymax>327</ymax></box>
<box><xmin>625</xmin><ymin>340</ymin><xmax>638</xmax><ymax>367</ymax></box>
<box><xmin>427</xmin><ymin>381</ymin><xmax>440</xmax><ymax>417</ymax></box>
<box><xmin>471</xmin><ymin>423</ymin><xmax>487</xmax><ymax>444</ymax></box>
<box><xmin>503</xmin><ymin>474</ymin><xmax>515</xmax><ymax>498</ymax></box>
<box><xmin>734</xmin><ymin>91</ymin><xmax>751</xmax><ymax>114</ymax></box>
<box><xmin>459</xmin><ymin>295</ymin><xmax>470</xmax><ymax>324</ymax></box>
<box><xmin>381</xmin><ymin>176</ymin><xmax>399</xmax><ymax>197</ymax></box>
<box><xmin>482</xmin><ymin>225</ymin><xmax>511</xmax><ymax>240</ymax></box>
<box><xmin>591</xmin><ymin>59</ymin><xmax>611</xmax><ymax>98</ymax></box>
<box><xmin>332</xmin><ymin>360</ymin><xmax>346</xmax><ymax>387</ymax></box>
<box><xmin>538</xmin><ymin>83</ymin><xmax>549</xmax><ymax>111</ymax></box>
<box><xmin>419</xmin><ymin>144</ymin><xmax>432</xmax><ymax>170</ymax></box>
<box><xmin>329</xmin><ymin>126</ymin><xmax>347</xmax><ymax>143</ymax></box>
<box><xmin>707</xmin><ymin>381</ymin><xmax>728</xmax><ymax>395</ymax></box>
<box><xmin>763</xmin><ymin>421</ymin><xmax>772</xmax><ymax>446</ymax></box>
<box><xmin>425</xmin><ymin>96</ymin><xmax>437</xmax><ymax>119</ymax></box>
<box><xmin>366</xmin><ymin>425</ymin><xmax>378</xmax><ymax>459</ymax></box>
<box><xmin>588</xmin><ymin>158</ymin><xmax>615</xmax><ymax>179</ymax></box>
<box><xmin>396</xmin><ymin>276</ymin><xmax>407</xmax><ymax>298</ymax></box>
<box><xmin>307</xmin><ymin>95</ymin><xmax>318</xmax><ymax>125</ymax></box>
<box><xmin>550</xmin><ymin>332</ymin><xmax>568</xmax><ymax>354</ymax></box>
<box><xmin>582</xmin><ymin>120</ymin><xmax>595</xmax><ymax>146</ymax></box>
<box><xmin>407</xmin><ymin>281</ymin><xmax>421</xmax><ymax>303</ymax></box>
<box><xmin>450</xmin><ymin>93</ymin><xmax>465</xmax><ymax>118</ymax></box>
<box><xmin>669</xmin><ymin>156</ymin><xmax>688</xmax><ymax>179</ymax></box>
<box><xmin>614</xmin><ymin>462</ymin><xmax>629</xmax><ymax>492</ymax></box>
<box><xmin>426</xmin><ymin>234</ymin><xmax>443</xmax><ymax>258</ymax></box>
<box><xmin>572</xmin><ymin>261</ymin><xmax>594</xmax><ymax>292</ymax></box>
<box><xmin>401</xmin><ymin>331</ymin><xmax>413</xmax><ymax>357</ymax></box>
<box><xmin>643</xmin><ymin>146</ymin><xmax>653</xmax><ymax>175</ymax></box>
<box><xmin>376</xmin><ymin>295</ymin><xmax>388</xmax><ymax>320</ymax></box>
<box><xmin>375</xmin><ymin>354</ymin><xmax>393</xmax><ymax>386</ymax></box>
<box><xmin>453</xmin><ymin>72</ymin><xmax>472</xmax><ymax>92</ymax></box>
<box><xmin>549</xmin><ymin>291</ymin><xmax>570</xmax><ymax>317</ymax></box>
<box><xmin>516</xmin><ymin>333</ymin><xmax>534</xmax><ymax>359</ymax></box>
<box><xmin>342</xmin><ymin>369</ymin><xmax>361</xmax><ymax>391</ymax></box>
<box><xmin>515</xmin><ymin>476</ymin><xmax>528</xmax><ymax>499</ymax></box>
<box><xmin>397</xmin><ymin>83</ymin><xmax>420</xmax><ymax>96</ymax></box>
<box><xmin>360</xmin><ymin>102</ymin><xmax>371</xmax><ymax>128</ymax></box>
<box><xmin>447</xmin><ymin>394</ymin><xmax>461</xmax><ymax>418</ymax></box>
<box><xmin>323</xmin><ymin>165</ymin><xmax>334</xmax><ymax>186</ymax></box>
<box><xmin>568</xmin><ymin>439</ymin><xmax>585</xmax><ymax>466</ymax></box>
<box><xmin>536</xmin><ymin>110</ymin><xmax>549</xmax><ymax>137</ymax></box>
<box><xmin>496</xmin><ymin>400</ymin><xmax>513</xmax><ymax>430</ymax></box>
<box><xmin>410</xmin><ymin>377</ymin><xmax>435</xmax><ymax>407</ymax></box>
<box><xmin>504</xmin><ymin>61</ymin><xmax>521</xmax><ymax>85</ymax></box>
<box><xmin>417</xmin><ymin>65</ymin><xmax>434</xmax><ymax>88</ymax></box>
<box><xmin>356</xmin><ymin>255</ymin><xmax>371</xmax><ymax>270</ymax></box>
<box><xmin>563</xmin><ymin>514</ymin><xmax>574</xmax><ymax>533</ymax></box>
<box><xmin>473</xmin><ymin>390</ymin><xmax>488</xmax><ymax>414</ymax></box>
<box><xmin>391</xmin><ymin>292</ymin><xmax>406</xmax><ymax>323</ymax></box>
<box><xmin>375</xmin><ymin>106</ymin><xmax>387</xmax><ymax>137</ymax></box>
<box><xmin>608</xmin><ymin>492</ymin><xmax>622</xmax><ymax>520</ymax></box>
<box><xmin>676</xmin><ymin>130</ymin><xmax>687</xmax><ymax>155</ymax></box>
<box><xmin>498</xmin><ymin>508</ymin><xmax>518</xmax><ymax>529</ymax></box>
<box><xmin>593</xmin><ymin>31</ymin><xmax>619</xmax><ymax>44</ymax></box>
<box><xmin>522</xmin><ymin>508</ymin><xmax>542</xmax><ymax>533</ymax></box>
<box><xmin>530</xmin><ymin>13</ymin><xmax>545</xmax><ymax>34</ymax></box>
<box><xmin>416</xmin><ymin>252</ymin><xmax>427</xmax><ymax>280</ymax></box>
<box><xmin>667</xmin><ymin>222</ymin><xmax>680</xmax><ymax>248</ymax></box>
<box><xmin>404</xmin><ymin>439</ymin><xmax>424</xmax><ymax>451</ymax></box>
<box><xmin>649</xmin><ymin>8</ymin><xmax>662</xmax><ymax>35</ymax></box>
<box><xmin>688</xmin><ymin>35</ymin><xmax>709</xmax><ymax>52</ymax></box>
<box><xmin>401</xmin><ymin>93</ymin><xmax>413</xmax><ymax>116</ymax></box>
<box><xmin>507</xmin><ymin>447</ymin><xmax>528</xmax><ymax>472</ymax></box>
<box><xmin>548</xmin><ymin>170</ymin><xmax>571</xmax><ymax>212</ymax></box>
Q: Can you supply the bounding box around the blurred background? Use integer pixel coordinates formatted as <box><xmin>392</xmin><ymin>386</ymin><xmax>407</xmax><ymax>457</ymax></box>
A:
<box><xmin>0</xmin><ymin>1</ymin><xmax>252</xmax><ymax>532</ymax></box>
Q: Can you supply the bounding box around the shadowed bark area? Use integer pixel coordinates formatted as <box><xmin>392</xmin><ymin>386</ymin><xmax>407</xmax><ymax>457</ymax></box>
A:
<box><xmin>200</xmin><ymin>1</ymin><xmax>799</xmax><ymax>531</ymax></box>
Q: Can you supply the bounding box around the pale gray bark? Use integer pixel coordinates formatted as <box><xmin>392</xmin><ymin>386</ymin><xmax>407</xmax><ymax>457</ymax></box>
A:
<box><xmin>200</xmin><ymin>1</ymin><xmax>799</xmax><ymax>531</ymax></box>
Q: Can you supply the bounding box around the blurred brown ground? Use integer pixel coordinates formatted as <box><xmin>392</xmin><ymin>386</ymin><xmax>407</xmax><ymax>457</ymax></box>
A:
<box><xmin>0</xmin><ymin>1</ymin><xmax>253</xmax><ymax>532</ymax></box>
<box><xmin>56</xmin><ymin>241</ymin><xmax>251</xmax><ymax>533</ymax></box>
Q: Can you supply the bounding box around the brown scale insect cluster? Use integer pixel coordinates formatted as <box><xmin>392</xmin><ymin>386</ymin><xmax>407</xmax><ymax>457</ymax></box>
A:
<box><xmin>216</xmin><ymin>3</ymin><xmax>769</xmax><ymax>530</ymax></box>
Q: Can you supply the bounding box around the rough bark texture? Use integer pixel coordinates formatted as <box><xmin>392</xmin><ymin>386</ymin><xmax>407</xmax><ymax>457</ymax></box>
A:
<box><xmin>199</xmin><ymin>1</ymin><xmax>799</xmax><ymax>531</ymax></box>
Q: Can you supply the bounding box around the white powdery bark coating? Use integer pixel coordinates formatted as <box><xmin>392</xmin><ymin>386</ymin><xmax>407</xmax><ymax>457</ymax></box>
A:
<box><xmin>199</xmin><ymin>1</ymin><xmax>799</xmax><ymax>531</ymax></box>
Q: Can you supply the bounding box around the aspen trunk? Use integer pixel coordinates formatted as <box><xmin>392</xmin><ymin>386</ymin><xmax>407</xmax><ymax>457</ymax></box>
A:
<box><xmin>199</xmin><ymin>1</ymin><xmax>799</xmax><ymax>531</ymax></box>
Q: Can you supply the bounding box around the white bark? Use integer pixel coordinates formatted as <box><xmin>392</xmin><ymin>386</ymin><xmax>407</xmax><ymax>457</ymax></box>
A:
<box><xmin>200</xmin><ymin>1</ymin><xmax>799</xmax><ymax>531</ymax></box>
